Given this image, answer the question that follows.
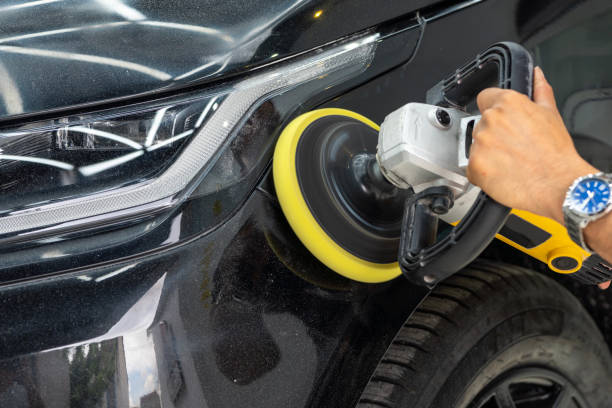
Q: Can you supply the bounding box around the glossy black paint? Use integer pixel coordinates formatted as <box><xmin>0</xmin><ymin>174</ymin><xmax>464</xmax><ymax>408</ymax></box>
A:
<box><xmin>0</xmin><ymin>188</ymin><xmax>428</xmax><ymax>407</ymax></box>
<box><xmin>0</xmin><ymin>0</ymin><xmax>441</xmax><ymax>118</ymax></box>
<box><xmin>3</xmin><ymin>0</ymin><xmax>612</xmax><ymax>407</ymax></box>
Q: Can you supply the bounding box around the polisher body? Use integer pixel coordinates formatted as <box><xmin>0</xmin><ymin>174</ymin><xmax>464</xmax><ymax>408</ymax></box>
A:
<box><xmin>273</xmin><ymin>42</ymin><xmax>609</xmax><ymax>285</ymax></box>
<box><xmin>274</xmin><ymin>106</ymin><xmax>593</xmax><ymax>283</ymax></box>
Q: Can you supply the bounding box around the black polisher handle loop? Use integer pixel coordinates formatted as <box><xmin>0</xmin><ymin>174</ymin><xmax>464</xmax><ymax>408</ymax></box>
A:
<box><xmin>399</xmin><ymin>186</ymin><xmax>455</xmax><ymax>284</ymax></box>
<box><xmin>399</xmin><ymin>42</ymin><xmax>534</xmax><ymax>287</ymax></box>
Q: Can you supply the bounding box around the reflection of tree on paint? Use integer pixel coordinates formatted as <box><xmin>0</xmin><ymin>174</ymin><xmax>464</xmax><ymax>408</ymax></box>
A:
<box><xmin>0</xmin><ymin>338</ymin><xmax>131</xmax><ymax>408</ymax></box>
<box><xmin>69</xmin><ymin>342</ymin><xmax>117</xmax><ymax>408</ymax></box>
<box><xmin>0</xmin><ymin>356</ymin><xmax>44</xmax><ymax>408</ymax></box>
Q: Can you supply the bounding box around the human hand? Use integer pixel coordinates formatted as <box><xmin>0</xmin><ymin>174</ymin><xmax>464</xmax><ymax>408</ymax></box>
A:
<box><xmin>467</xmin><ymin>67</ymin><xmax>597</xmax><ymax>225</ymax></box>
<box><xmin>468</xmin><ymin>67</ymin><xmax>611</xmax><ymax>289</ymax></box>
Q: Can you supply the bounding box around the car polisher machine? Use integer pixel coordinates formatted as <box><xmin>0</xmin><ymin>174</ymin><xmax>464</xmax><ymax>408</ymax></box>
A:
<box><xmin>273</xmin><ymin>42</ymin><xmax>612</xmax><ymax>287</ymax></box>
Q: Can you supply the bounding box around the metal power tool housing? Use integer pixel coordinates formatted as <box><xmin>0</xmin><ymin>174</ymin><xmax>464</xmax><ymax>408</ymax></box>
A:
<box><xmin>377</xmin><ymin>102</ymin><xmax>481</xmax><ymax>224</ymax></box>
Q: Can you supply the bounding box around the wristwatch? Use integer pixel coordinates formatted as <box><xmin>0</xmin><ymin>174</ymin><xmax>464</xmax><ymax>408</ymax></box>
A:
<box><xmin>562</xmin><ymin>173</ymin><xmax>612</xmax><ymax>284</ymax></box>
<box><xmin>563</xmin><ymin>172</ymin><xmax>612</xmax><ymax>252</ymax></box>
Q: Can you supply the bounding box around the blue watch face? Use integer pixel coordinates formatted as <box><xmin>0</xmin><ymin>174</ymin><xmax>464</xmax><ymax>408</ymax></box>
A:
<box><xmin>570</xmin><ymin>177</ymin><xmax>611</xmax><ymax>215</ymax></box>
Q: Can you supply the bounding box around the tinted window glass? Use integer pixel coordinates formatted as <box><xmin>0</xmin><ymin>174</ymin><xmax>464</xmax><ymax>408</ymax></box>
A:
<box><xmin>532</xmin><ymin>8</ymin><xmax>612</xmax><ymax>172</ymax></box>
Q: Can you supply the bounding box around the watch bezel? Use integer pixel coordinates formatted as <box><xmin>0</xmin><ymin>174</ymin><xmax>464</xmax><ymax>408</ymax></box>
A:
<box><xmin>564</xmin><ymin>173</ymin><xmax>612</xmax><ymax>218</ymax></box>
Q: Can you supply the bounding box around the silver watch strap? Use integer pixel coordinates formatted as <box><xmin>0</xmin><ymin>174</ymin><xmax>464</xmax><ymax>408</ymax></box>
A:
<box><xmin>564</xmin><ymin>210</ymin><xmax>590</xmax><ymax>252</ymax></box>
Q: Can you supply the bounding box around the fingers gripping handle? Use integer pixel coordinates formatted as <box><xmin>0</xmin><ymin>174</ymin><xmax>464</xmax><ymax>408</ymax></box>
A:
<box><xmin>400</xmin><ymin>42</ymin><xmax>534</xmax><ymax>287</ymax></box>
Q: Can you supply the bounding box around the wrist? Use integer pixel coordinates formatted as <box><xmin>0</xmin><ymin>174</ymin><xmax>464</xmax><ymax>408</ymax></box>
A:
<box><xmin>543</xmin><ymin>159</ymin><xmax>598</xmax><ymax>225</ymax></box>
<box><xmin>583</xmin><ymin>212</ymin><xmax>612</xmax><ymax>262</ymax></box>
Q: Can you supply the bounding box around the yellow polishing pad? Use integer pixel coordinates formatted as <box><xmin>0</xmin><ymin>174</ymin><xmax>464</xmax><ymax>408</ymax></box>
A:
<box><xmin>273</xmin><ymin>108</ymin><xmax>402</xmax><ymax>283</ymax></box>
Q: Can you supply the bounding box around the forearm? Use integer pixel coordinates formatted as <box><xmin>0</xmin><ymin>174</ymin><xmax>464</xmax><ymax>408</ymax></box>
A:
<box><xmin>584</xmin><ymin>214</ymin><xmax>612</xmax><ymax>264</ymax></box>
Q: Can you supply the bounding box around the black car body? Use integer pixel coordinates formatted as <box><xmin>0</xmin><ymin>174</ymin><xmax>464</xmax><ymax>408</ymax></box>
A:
<box><xmin>1</xmin><ymin>0</ymin><xmax>612</xmax><ymax>407</ymax></box>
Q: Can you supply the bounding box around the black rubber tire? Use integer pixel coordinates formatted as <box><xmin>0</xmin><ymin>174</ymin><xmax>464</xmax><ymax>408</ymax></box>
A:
<box><xmin>357</xmin><ymin>260</ymin><xmax>612</xmax><ymax>407</ymax></box>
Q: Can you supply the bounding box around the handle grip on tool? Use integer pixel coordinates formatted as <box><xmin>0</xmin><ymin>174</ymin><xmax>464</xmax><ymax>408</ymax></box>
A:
<box><xmin>571</xmin><ymin>255</ymin><xmax>612</xmax><ymax>285</ymax></box>
<box><xmin>400</xmin><ymin>42</ymin><xmax>534</xmax><ymax>287</ymax></box>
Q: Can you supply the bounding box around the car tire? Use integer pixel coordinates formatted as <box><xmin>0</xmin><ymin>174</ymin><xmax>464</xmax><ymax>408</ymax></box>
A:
<box><xmin>357</xmin><ymin>260</ymin><xmax>612</xmax><ymax>407</ymax></box>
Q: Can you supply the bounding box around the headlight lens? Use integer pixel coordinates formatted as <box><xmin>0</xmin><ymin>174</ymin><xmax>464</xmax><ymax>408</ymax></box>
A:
<box><xmin>0</xmin><ymin>34</ymin><xmax>378</xmax><ymax>236</ymax></box>
<box><xmin>1</xmin><ymin>96</ymin><xmax>216</xmax><ymax>213</ymax></box>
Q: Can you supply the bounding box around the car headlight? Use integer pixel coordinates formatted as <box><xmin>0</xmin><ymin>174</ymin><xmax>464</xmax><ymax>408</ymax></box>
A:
<box><xmin>0</xmin><ymin>34</ymin><xmax>380</xmax><ymax>238</ymax></box>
